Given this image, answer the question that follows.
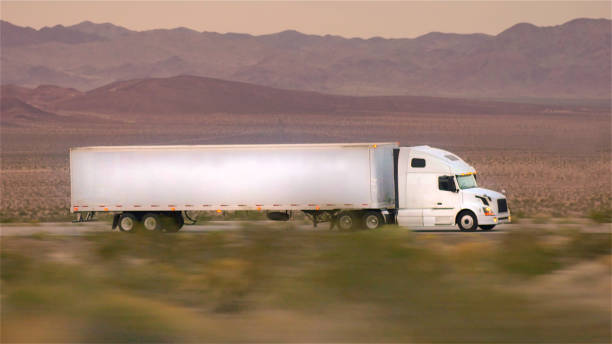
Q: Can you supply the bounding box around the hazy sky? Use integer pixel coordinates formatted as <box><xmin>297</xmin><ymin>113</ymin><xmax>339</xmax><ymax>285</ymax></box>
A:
<box><xmin>2</xmin><ymin>1</ymin><xmax>610</xmax><ymax>38</ymax></box>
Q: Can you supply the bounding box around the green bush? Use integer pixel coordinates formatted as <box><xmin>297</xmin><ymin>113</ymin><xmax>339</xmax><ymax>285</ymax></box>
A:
<box><xmin>495</xmin><ymin>229</ymin><xmax>560</xmax><ymax>276</ymax></box>
<box><xmin>2</xmin><ymin>226</ymin><xmax>611</xmax><ymax>343</ymax></box>
<box><xmin>588</xmin><ymin>208</ymin><xmax>612</xmax><ymax>223</ymax></box>
<box><xmin>565</xmin><ymin>232</ymin><xmax>612</xmax><ymax>260</ymax></box>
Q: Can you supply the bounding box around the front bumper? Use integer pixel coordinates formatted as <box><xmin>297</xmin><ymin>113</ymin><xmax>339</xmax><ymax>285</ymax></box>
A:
<box><xmin>479</xmin><ymin>212</ymin><xmax>511</xmax><ymax>225</ymax></box>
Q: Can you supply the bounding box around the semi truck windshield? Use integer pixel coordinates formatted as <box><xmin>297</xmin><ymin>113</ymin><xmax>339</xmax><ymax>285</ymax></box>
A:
<box><xmin>456</xmin><ymin>174</ymin><xmax>478</xmax><ymax>189</ymax></box>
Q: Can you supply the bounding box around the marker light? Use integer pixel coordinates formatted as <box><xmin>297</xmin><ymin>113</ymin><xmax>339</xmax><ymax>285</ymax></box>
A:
<box><xmin>216</xmin><ymin>209</ymin><xmax>222</xmax><ymax>213</ymax></box>
<box><xmin>483</xmin><ymin>207</ymin><xmax>495</xmax><ymax>216</ymax></box>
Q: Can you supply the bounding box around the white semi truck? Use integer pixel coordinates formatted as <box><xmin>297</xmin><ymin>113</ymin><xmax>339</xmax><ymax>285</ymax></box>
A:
<box><xmin>70</xmin><ymin>143</ymin><xmax>510</xmax><ymax>232</ymax></box>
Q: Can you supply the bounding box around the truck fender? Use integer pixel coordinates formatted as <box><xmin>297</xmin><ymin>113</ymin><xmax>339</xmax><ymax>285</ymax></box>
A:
<box><xmin>112</xmin><ymin>214</ymin><xmax>121</xmax><ymax>230</ymax></box>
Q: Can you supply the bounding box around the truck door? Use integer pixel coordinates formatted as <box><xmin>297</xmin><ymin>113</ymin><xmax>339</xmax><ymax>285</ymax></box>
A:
<box><xmin>422</xmin><ymin>175</ymin><xmax>459</xmax><ymax>225</ymax></box>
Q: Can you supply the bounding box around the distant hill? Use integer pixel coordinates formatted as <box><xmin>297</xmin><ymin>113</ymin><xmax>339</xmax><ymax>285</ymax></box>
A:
<box><xmin>1</xmin><ymin>84</ymin><xmax>82</xmax><ymax>106</ymax></box>
<box><xmin>0</xmin><ymin>21</ymin><xmax>102</xmax><ymax>47</ymax></box>
<box><xmin>0</xmin><ymin>96</ymin><xmax>66</xmax><ymax>126</ymax></box>
<box><xmin>5</xmin><ymin>75</ymin><xmax>598</xmax><ymax>121</ymax></box>
<box><xmin>1</xmin><ymin>18</ymin><xmax>610</xmax><ymax>99</ymax></box>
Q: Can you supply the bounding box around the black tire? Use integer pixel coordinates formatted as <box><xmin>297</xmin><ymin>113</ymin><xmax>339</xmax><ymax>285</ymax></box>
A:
<box><xmin>162</xmin><ymin>213</ymin><xmax>184</xmax><ymax>233</ymax></box>
<box><xmin>337</xmin><ymin>211</ymin><xmax>358</xmax><ymax>231</ymax></box>
<box><xmin>118</xmin><ymin>213</ymin><xmax>139</xmax><ymax>233</ymax></box>
<box><xmin>457</xmin><ymin>210</ymin><xmax>478</xmax><ymax>231</ymax></box>
<box><xmin>142</xmin><ymin>213</ymin><xmax>162</xmax><ymax>231</ymax></box>
<box><xmin>362</xmin><ymin>211</ymin><xmax>384</xmax><ymax>230</ymax></box>
<box><xmin>479</xmin><ymin>225</ymin><xmax>496</xmax><ymax>231</ymax></box>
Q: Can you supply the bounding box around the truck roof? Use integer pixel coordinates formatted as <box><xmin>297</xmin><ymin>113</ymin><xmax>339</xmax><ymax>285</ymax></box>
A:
<box><xmin>408</xmin><ymin>145</ymin><xmax>476</xmax><ymax>175</ymax></box>
<box><xmin>70</xmin><ymin>142</ymin><xmax>399</xmax><ymax>151</ymax></box>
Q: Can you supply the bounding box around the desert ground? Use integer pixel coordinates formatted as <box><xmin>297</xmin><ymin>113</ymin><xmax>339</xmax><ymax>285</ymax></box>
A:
<box><xmin>1</xmin><ymin>103</ymin><xmax>610</xmax><ymax>222</ymax></box>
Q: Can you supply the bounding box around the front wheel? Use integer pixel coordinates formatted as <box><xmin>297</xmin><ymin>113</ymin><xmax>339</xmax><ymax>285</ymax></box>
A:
<box><xmin>479</xmin><ymin>225</ymin><xmax>496</xmax><ymax>231</ymax></box>
<box><xmin>457</xmin><ymin>210</ymin><xmax>478</xmax><ymax>231</ymax></box>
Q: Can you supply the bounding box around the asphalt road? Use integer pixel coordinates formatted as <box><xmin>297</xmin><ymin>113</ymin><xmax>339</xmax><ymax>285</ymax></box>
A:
<box><xmin>0</xmin><ymin>220</ymin><xmax>514</xmax><ymax>236</ymax></box>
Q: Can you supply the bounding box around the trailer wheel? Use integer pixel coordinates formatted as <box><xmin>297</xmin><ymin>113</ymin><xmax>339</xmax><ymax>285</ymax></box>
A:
<box><xmin>118</xmin><ymin>213</ymin><xmax>139</xmax><ymax>233</ymax></box>
<box><xmin>142</xmin><ymin>213</ymin><xmax>162</xmax><ymax>231</ymax></box>
<box><xmin>457</xmin><ymin>210</ymin><xmax>478</xmax><ymax>231</ymax></box>
<box><xmin>337</xmin><ymin>212</ymin><xmax>358</xmax><ymax>231</ymax></box>
<box><xmin>479</xmin><ymin>225</ymin><xmax>495</xmax><ymax>231</ymax></box>
<box><xmin>162</xmin><ymin>213</ymin><xmax>184</xmax><ymax>233</ymax></box>
<box><xmin>363</xmin><ymin>211</ymin><xmax>384</xmax><ymax>230</ymax></box>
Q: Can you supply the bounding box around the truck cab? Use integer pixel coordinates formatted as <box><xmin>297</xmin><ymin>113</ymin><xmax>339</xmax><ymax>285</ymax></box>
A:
<box><xmin>395</xmin><ymin>146</ymin><xmax>510</xmax><ymax>231</ymax></box>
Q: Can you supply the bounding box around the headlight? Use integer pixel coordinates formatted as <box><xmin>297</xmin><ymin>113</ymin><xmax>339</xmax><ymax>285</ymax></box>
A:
<box><xmin>483</xmin><ymin>207</ymin><xmax>495</xmax><ymax>216</ymax></box>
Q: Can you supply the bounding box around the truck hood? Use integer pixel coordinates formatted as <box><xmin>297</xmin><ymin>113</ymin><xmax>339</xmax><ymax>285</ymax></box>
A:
<box><xmin>461</xmin><ymin>187</ymin><xmax>505</xmax><ymax>200</ymax></box>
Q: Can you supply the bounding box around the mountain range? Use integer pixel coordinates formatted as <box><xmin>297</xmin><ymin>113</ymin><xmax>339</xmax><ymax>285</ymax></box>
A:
<box><xmin>1</xmin><ymin>18</ymin><xmax>610</xmax><ymax>99</ymax></box>
<box><xmin>4</xmin><ymin>74</ymin><xmax>606</xmax><ymax>129</ymax></box>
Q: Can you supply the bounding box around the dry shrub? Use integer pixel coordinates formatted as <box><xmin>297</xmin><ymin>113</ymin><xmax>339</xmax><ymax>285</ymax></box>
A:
<box><xmin>1</xmin><ymin>225</ymin><xmax>610</xmax><ymax>342</ymax></box>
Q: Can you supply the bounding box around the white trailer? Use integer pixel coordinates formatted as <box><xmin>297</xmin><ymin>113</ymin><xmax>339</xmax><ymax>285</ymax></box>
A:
<box><xmin>70</xmin><ymin>143</ymin><xmax>510</xmax><ymax>232</ymax></box>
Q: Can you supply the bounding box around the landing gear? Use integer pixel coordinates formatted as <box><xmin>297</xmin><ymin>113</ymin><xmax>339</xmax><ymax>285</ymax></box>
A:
<box><xmin>74</xmin><ymin>211</ymin><xmax>95</xmax><ymax>223</ymax></box>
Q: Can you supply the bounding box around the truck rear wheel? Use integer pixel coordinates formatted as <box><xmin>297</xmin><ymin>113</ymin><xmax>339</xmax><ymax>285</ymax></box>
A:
<box><xmin>457</xmin><ymin>210</ymin><xmax>478</xmax><ymax>231</ymax></box>
<box><xmin>337</xmin><ymin>212</ymin><xmax>358</xmax><ymax>231</ymax></box>
<box><xmin>118</xmin><ymin>213</ymin><xmax>139</xmax><ymax>233</ymax></box>
<box><xmin>142</xmin><ymin>213</ymin><xmax>162</xmax><ymax>231</ymax></box>
<box><xmin>362</xmin><ymin>211</ymin><xmax>383</xmax><ymax>230</ymax></box>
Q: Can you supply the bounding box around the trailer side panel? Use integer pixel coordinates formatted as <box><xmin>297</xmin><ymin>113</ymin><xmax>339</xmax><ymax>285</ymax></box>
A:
<box><xmin>70</xmin><ymin>143</ymin><xmax>397</xmax><ymax>212</ymax></box>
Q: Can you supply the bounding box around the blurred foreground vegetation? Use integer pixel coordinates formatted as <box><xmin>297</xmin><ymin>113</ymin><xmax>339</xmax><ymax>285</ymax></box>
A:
<box><xmin>1</xmin><ymin>224</ymin><xmax>611</xmax><ymax>343</ymax></box>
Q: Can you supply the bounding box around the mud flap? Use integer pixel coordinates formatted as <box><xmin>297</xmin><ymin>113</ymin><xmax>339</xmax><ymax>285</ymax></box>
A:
<box><xmin>112</xmin><ymin>214</ymin><xmax>120</xmax><ymax>230</ymax></box>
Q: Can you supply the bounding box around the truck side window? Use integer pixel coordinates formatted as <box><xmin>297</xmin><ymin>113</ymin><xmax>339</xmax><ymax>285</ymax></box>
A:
<box><xmin>411</xmin><ymin>158</ymin><xmax>426</xmax><ymax>168</ymax></box>
<box><xmin>438</xmin><ymin>176</ymin><xmax>456</xmax><ymax>192</ymax></box>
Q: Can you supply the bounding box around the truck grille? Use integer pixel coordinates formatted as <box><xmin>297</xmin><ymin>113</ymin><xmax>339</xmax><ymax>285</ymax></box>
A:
<box><xmin>497</xmin><ymin>199</ymin><xmax>508</xmax><ymax>213</ymax></box>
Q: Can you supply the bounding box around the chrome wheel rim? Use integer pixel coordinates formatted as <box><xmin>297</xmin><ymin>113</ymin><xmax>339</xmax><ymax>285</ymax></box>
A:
<box><xmin>365</xmin><ymin>215</ymin><xmax>379</xmax><ymax>229</ymax></box>
<box><xmin>120</xmin><ymin>217</ymin><xmax>134</xmax><ymax>231</ymax></box>
<box><xmin>461</xmin><ymin>215</ymin><xmax>474</xmax><ymax>229</ymax></box>
<box><xmin>143</xmin><ymin>217</ymin><xmax>158</xmax><ymax>231</ymax></box>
